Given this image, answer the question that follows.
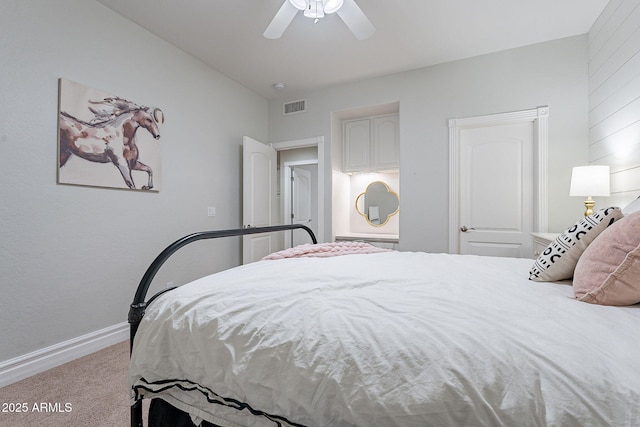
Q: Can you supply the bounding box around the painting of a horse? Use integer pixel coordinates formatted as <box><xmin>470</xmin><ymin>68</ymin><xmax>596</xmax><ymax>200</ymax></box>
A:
<box><xmin>57</xmin><ymin>79</ymin><xmax>164</xmax><ymax>191</ymax></box>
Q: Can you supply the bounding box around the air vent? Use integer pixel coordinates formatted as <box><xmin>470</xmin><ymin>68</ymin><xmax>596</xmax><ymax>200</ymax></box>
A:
<box><xmin>283</xmin><ymin>99</ymin><xmax>306</xmax><ymax>116</ymax></box>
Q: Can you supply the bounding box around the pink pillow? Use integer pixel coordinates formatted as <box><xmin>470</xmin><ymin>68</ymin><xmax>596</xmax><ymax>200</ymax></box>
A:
<box><xmin>573</xmin><ymin>211</ymin><xmax>640</xmax><ymax>306</ymax></box>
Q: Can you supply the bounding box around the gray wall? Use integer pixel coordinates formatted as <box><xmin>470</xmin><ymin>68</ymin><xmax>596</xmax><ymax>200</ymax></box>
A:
<box><xmin>589</xmin><ymin>0</ymin><xmax>640</xmax><ymax>206</ymax></box>
<box><xmin>268</xmin><ymin>35</ymin><xmax>592</xmax><ymax>252</ymax></box>
<box><xmin>0</xmin><ymin>0</ymin><xmax>267</xmax><ymax>361</ymax></box>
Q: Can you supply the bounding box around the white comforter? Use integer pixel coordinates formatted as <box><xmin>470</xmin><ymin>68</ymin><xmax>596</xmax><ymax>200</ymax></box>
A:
<box><xmin>129</xmin><ymin>251</ymin><xmax>640</xmax><ymax>427</ymax></box>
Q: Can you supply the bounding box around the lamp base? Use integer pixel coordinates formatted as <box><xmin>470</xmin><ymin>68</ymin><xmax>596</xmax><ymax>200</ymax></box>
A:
<box><xmin>583</xmin><ymin>196</ymin><xmax>595</xmax><ymax>217</ymax></box>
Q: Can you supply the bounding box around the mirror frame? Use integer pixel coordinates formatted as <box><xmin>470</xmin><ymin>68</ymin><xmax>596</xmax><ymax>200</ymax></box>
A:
<box><xmin>355</xmin><ymin>181</ymin><xmax>400</xmax><ymax>227</ymax></box>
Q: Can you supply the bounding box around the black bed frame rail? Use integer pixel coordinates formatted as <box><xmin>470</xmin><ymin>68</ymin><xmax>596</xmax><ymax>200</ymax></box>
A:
<box><xmin>128</xmin><ymin>224</ymin><xmax>316</xmax><ymax>427</ymax></box>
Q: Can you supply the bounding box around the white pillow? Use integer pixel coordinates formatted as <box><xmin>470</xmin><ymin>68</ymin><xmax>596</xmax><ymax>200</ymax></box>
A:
<box><xmin>529</xmin><ymin>207</ymin><xmax>623</xmax><ymax>282</ymax></box>
<box><xmin>622</xmin><ymin>197</ymin><xmax>640</xmax><ymax>215</ymax></box>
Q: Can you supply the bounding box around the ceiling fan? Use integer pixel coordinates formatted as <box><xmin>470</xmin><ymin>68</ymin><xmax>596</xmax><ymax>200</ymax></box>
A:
<box><xmin>264</xmin><ymin>0</ymin><xmax>375</xmax><ymax>40</ymax></box>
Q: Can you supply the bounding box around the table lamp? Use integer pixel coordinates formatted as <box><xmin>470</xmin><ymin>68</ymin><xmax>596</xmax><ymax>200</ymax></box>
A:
<box><xmin>569</xmin><ymin>165</ymin><xmax>610</xmax><ymax>216</ymax></box>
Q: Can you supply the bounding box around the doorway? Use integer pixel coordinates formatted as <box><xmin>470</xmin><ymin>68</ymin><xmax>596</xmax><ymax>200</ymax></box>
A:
<box><xmin>242</xmin><ymin>136</ymin><xmax>324</xmax><ymax>263</ymax></box>
<box><xmin>448</xmin><ymin>107</ymin><xmax>549</xmax><ymax>258</ymax></box>
<box><xmin>272</xmin><ymin>137</ymin><xmax>325</xmax><ymax>246</ymax></box>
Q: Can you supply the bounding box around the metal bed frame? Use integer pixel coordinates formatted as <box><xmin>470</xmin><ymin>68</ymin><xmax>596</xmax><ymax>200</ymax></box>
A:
<box><xmin>128</xmin><ymin>224</ymin><xmax>317</xmax><ymax>427</ymax></box>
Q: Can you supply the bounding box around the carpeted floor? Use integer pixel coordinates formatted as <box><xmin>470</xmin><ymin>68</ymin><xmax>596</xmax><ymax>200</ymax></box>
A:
<box><xmin>0</xmin><ymin>340</ymin><xmax>148</xmax><ymax>426</ymax></box>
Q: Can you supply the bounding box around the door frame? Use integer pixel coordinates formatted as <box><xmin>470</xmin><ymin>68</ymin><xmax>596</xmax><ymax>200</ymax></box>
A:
<box><xmin>271</xmin><ymin>136</ymin><xmax>325</xmax><ymax>243</ymax></box>
<box><xmin>448</xmin><ymin>106</ymin><xmax>549</xmax><ymax>254</ymax></box>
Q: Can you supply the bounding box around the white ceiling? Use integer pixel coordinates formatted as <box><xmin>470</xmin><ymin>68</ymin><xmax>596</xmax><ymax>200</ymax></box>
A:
<box><xmin>96</xmin><ymin>0</ymin><xmax>609</xmax><ymax>100</ymax></box>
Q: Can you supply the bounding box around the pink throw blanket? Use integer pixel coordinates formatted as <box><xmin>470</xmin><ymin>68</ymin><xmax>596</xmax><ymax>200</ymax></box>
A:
<box><xmin>262</xmin><ymin>241</ymin><xmax>392</xmax><ymax>260</ymax></box>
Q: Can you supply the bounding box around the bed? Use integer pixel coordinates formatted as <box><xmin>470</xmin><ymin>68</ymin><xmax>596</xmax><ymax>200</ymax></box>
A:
<box><xmin>129</xmin><ymin>213</ymin><xmax>640</xmax><ymax>427</ymax></box>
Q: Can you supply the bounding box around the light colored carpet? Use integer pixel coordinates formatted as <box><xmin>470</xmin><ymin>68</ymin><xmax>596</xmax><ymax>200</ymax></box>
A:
<box><xmin>0</xmin><ymin>340</ymin><xmax>148</xmax><ymax>427</ymax></box>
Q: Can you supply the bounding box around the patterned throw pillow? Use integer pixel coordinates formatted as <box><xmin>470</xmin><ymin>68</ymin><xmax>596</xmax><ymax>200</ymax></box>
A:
<box><xmin>529</xmin><ymin>207</ymin><xmax>622</xmax><ymax>282</ymax></box>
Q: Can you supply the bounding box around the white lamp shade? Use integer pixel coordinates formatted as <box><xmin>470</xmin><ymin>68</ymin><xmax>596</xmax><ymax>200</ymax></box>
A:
<box><xmin>569</xmin><ymin>165</ymin><xmax>610</xmax><ymax>197</ymax></box>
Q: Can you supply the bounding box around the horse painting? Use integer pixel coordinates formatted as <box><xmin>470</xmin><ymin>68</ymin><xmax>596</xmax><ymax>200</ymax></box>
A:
<box><xmin>58</xmin><ymin>87</ymin><xmax>164</xmax><ymax>191</ymax></box>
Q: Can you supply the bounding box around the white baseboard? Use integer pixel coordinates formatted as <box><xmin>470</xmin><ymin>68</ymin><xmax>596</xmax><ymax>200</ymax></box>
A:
<box><xmin>0</xmin><ymin>321</ymin><xmax>129</xmax><ymax>388</ymax></box>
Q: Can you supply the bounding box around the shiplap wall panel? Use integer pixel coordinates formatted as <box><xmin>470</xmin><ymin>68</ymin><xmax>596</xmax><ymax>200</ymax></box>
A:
<box><xmin>608</xmin><ymin>190</ymin><xmax>640</xmax><ymax>209</ymax></box>
<box><xmin>590</xmin><ymin>46</ymin><xmax>640</xmax><ymax>107</ymax></box>
<box><xmin>589</xmin><ymin>0</ymin><xmax>639</xmax><ymax>68</ymax></box>
<box><xmin>590</xmin><ymin>70</ymin><xmax>640</xmax><ymax>126</ymax></box>
<box><xmin>589</xmin><ymin>0</ymin><xmax>640</xmax><ymax>202</ymax></box>
<box><xmin>590</xmin><ymin>24</ymin><xmax>640</xmax><ymax>95</ymax></box>
<box><xmin>590</xmin><ymin>96</ymin><xmax>640</xmax><ymax>141</ymax></box>
<box><xmin>611</xmin><ymin>167</ymin><xmax>640</xmax><ymax>192</ymax></box>
<box><xmin>590</xmin><ymin>120</ymin><xmax>640</xmax><ymax>165</ymax></box>
<box><xmin>589</xmin><ymin>0</ymin><xmax>625</xmax><ymax>52</ymax></box>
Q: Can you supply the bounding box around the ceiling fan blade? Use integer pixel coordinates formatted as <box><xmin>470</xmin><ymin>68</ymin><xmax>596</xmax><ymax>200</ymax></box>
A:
<box><xmin>337</xmin><ymin>0</ymin><xmax>375</xmax><ymax>40</ymax></box>
<box><xmin>264</xmin><ymin>1</ymin><xmax>299</xmax><ymax>39</ymax></box>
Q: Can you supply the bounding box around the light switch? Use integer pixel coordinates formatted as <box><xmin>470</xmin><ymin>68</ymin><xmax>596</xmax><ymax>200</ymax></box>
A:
<box><xmin>207</xmin><ymin>206</ymin><xmax>216</xmax><ymax>217</ymax></box>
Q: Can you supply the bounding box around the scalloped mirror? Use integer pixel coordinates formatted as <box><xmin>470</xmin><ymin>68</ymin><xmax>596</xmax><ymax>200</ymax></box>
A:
<box><xmin>355</xmin><ymin>181</ymin><xmax>399</xmax><ymax>227</ymax></box>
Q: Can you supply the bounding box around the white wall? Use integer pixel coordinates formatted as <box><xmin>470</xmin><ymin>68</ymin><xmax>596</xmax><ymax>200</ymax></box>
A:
<box><xmin>268</xmin><ymin>36</ymin><xmax>591</xmax><ymax>252</ymax></box>
<box><xmin>588</xmin><ymin>0</ymin><xmax>640</xmax><ymax>207</ymax></box>
<box><xmin>0</xmin><ymin>0</ymin><xmax>267</xmax><ymax>362</ymax></box>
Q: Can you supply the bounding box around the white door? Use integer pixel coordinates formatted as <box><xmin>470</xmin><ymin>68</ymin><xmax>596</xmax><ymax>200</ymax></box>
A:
<box><xmin>449</xmin><ymin>107</ymin><xmax>549</xmax><ymax>258</ymax></box>
<box><xmin>242</xmin><ymin>136</ymin><xmax>277</xmax><ymax>264</ymax></box>
<box><xmin>284</xmin><ymin>162</ymin><xmax>317</xmax><ymax>248</ymax></box>
<box><xmin>291</xmin><ymin>166</ymin><xmax>312</xmax><ymax>247</ymax></box>
<box><xmin>458</xmin><ymin>122</ymin><xmax>534</xmax><ymax>257</ymax></box>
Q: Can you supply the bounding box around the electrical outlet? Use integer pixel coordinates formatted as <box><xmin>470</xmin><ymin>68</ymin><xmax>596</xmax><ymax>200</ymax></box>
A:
<box><xmin>207</xmin><ymin>206</ymin><xmax>216</xmax><ymax>217</ymax></box>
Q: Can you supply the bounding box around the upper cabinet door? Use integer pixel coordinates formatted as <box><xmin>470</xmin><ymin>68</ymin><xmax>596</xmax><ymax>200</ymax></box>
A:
<box><xmin>343</xmin><ymin>114</ymin><xmax>399</xmax><ymax>173</ymax></box>
<box><xmin>343</xmin><ymin>119</ymin><xmax>370</xmax><ymax>173</ymax></box>
<box><xmin>372</xmin><ymin>115</ymin><xmax>399</xmax><ymax>171</ymax></box>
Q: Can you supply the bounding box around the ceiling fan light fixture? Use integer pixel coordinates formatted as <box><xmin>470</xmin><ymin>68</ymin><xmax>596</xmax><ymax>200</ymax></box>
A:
<box><xmin>288</xmin><ymin>0</ymin><xmax>307</xmax><ymax>11</ymax></box>
<box><xmin>304</xmin><ymin>0</ymin><xmax>325</xmax><ymax>19</ymax></box>
<box><xmin>265</xmin><ymin>0</ymin><xmax>374</xmax><ymax>40</ymax></box>
<box><xmin>322</xmin><ymin>0</ymin><xmax>343</xmax><ymax>14</ymax></box>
